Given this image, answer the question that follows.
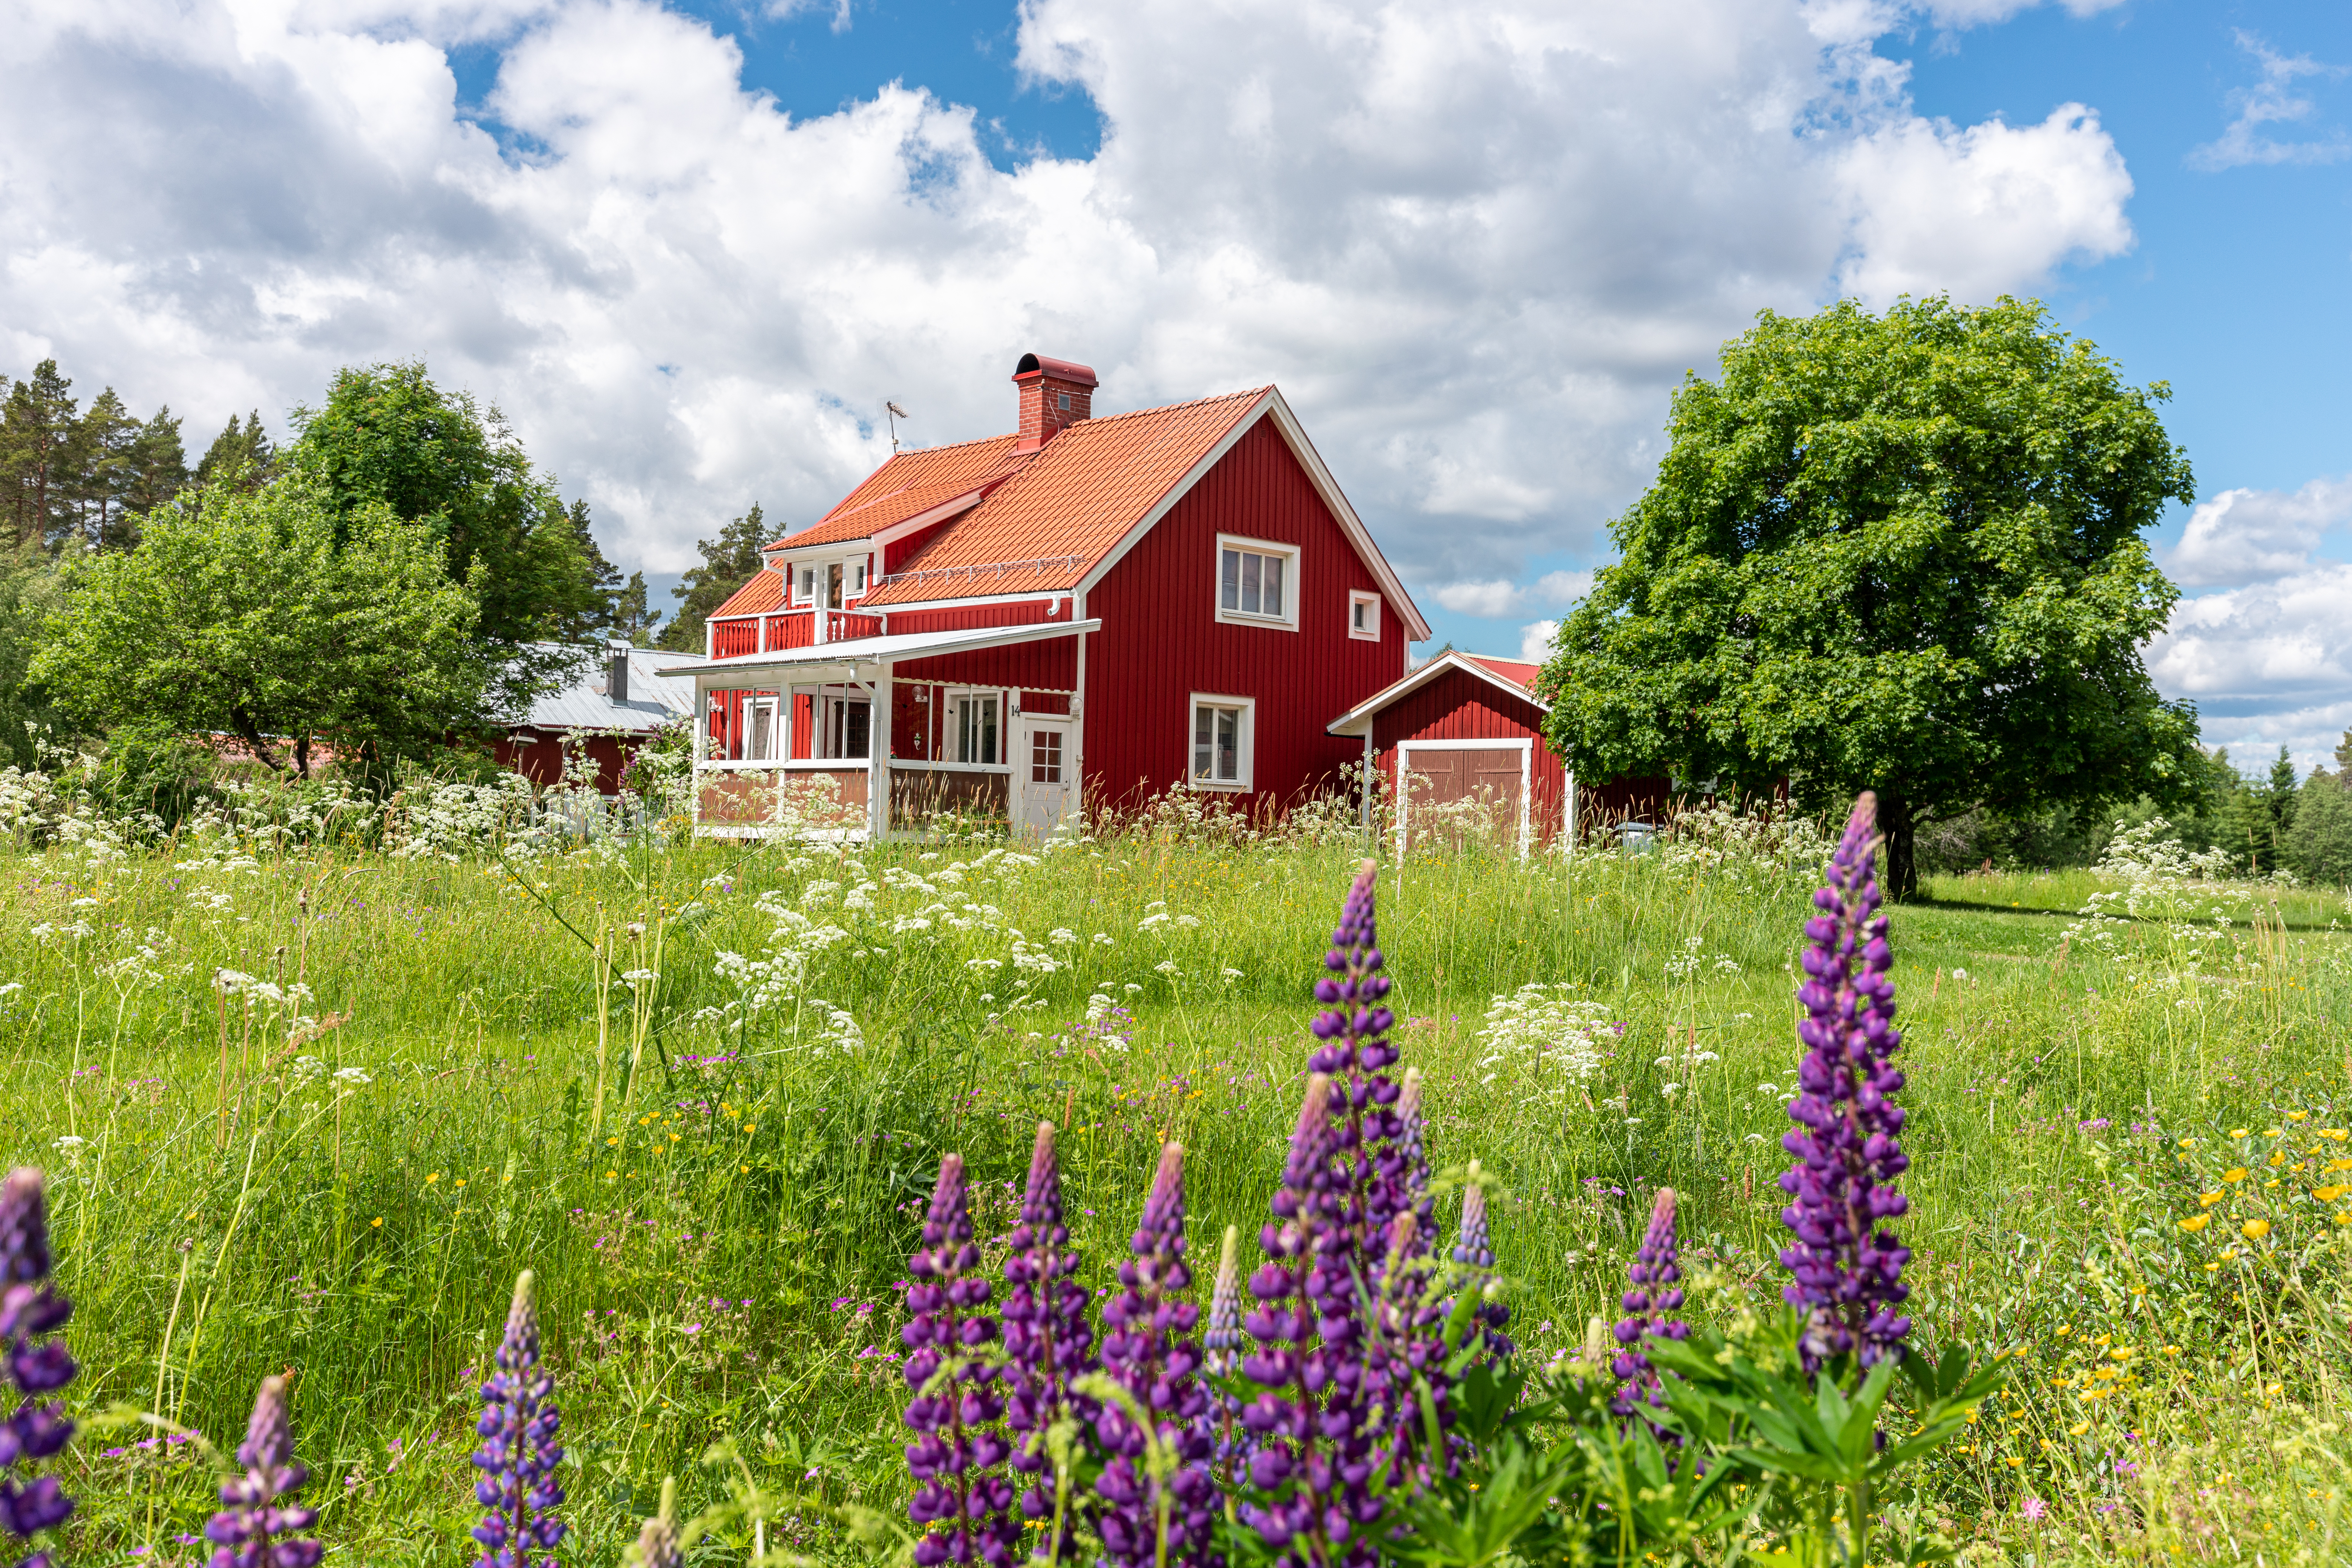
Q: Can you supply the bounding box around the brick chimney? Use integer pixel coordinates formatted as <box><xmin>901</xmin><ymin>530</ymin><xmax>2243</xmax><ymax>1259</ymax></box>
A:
<box><xmin>1013</xmin><ymin>353</ymin><xmax>1098</xmax><ymax>452</ymax></box>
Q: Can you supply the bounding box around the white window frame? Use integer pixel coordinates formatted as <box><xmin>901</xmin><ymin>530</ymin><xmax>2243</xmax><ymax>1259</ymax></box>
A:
<box><xmin>796</xmin><ymin>565</ymin><xmax>815</xmax><ymax>604</ymax></box>
<box><xmin>1187</xmin><ymin>692</ymin><xmax>1256</xmax><ymax>792</ymax></box>
<box><xmin>850</xmin><ymin>558</ymin><xmax>869</xmax><ymax>597</ymax></box>
<box><xmin>1348</xmin><ymin>590</ymin><xmax>1381</xmax><ymax>641</ymax></box>
<box><xmin>946</xmin><ymin>689</ymin><xmax>1006</xmax><ymax>770</ymax></box>
<box><xmin>1394</xmin><ymin>737</ymin><xmax>1533</xmax><ymax>858</ymax></box>
<box><xmin>1214</xmin><ymin>534</ymin><xmax>1300</xmax><ymax>632</ymax></box>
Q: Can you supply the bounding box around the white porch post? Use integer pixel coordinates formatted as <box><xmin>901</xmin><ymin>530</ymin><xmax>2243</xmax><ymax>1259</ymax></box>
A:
<box><xmin>691</xmin><ymin>671</ymin><xmax>709</xmax><ymax>835</ymax></box>
<box><xmin>868</xmin><ymin>660</ymin><xmax>892</xmax><ymax>840</ymax></box>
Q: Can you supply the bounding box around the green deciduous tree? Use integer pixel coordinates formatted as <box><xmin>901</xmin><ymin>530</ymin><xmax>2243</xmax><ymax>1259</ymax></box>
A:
<box><xmin>31</xmin><ymin>469</ymin><xmax>488</xmax><ymax>776</ymax></box>
<box><xmin>657</xmin><ymin>502</ymin><xmax>766</xmax><ymax>653</ymax></box>
<box><xmin>1537</xmin><ymin>296</ymin><xmax>2199</xmax><ymax>896</ymax></box>
<box><xmin>287</xmin><ymin>362</ymin><xmax>603</xmax><ymax>707</ymax></box>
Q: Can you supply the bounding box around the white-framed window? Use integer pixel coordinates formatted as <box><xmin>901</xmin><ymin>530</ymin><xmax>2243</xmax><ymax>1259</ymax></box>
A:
<box><xmin>851</xmin><ymin>559</ymin><xmax>868</xmax><ymax>596</ymax></box>
<box><xmin>1348</xmin><ymin>590</ymin><xmax>1381</xmax><ymax>641</ymax></box>
<box><xmin>950</xmin><ymin>691</ymin><xmax>1001</xmax><ymax>766</ymax></box>
<box><xmin>1189</xmin><ymin>693</ymin><xmax>1254</xmax><ymax>790</ymax></box>
<box><xmin>1216</xmin><ymin>534</ymin><xmax>1299</xmax><ymax>630</ymax></box>
<box><xmin>797</xmin><ymin>565</ymin><xmax>815</xmax><ymax>603</ymax></box>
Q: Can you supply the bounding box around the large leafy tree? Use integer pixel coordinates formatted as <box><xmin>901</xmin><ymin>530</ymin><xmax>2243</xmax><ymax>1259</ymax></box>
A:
<box><xmin>287</xmin><ymin>362</ymin><xmax>604</xmax><ymax>707</ymax></box>
<box><xmin>1538</xmin><ymin>296</ymin><xmax>2199</xmax><ymax>896</ymax></box>
<box><xmin>657</xmin><ymin>503</ymin><xmax>766</xmax><ymax>652</ymax></box>
<box><xmin>32</xmin><ymin>469</ymin><xmax>488</xmax><ymax>776</ymax></box>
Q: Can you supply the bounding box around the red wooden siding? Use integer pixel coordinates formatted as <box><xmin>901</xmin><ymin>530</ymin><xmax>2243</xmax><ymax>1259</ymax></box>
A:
<box><xmin>887</xmin><ymin>600</ymin><xmax>1058</xmax><ymax>635</ymax></box>
<box><xmin>1084</xmin><ymin>416</ymin><xmax>1407</xmax><ymax>811</ymax></box>
<box><xmin>495</xmin><ymin>732</ymin><xmax>642</xmax><ymax>795</ymax></box>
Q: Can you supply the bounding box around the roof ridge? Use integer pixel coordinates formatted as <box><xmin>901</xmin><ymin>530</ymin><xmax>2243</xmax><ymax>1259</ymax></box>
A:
<box><xmin>1064</xmin><ymin>386</ymin><xmax>1269</xmax><ymax>429</ymax></box>
<box><xmin>879</xmin><ymin>430</ymin><xmax>1024</xmax><ymax>459</ymax></box>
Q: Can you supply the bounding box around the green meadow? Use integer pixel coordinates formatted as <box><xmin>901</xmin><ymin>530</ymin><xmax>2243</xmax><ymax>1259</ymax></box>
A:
<box><xmin>6</xmin><ymin>796</ymin><xmax>2351</xmax><ymax>1565</ymax></box>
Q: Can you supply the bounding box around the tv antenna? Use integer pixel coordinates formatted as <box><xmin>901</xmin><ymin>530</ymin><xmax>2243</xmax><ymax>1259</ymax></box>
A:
<box><xmin>886</xmin><ymin>400</ymin><xmax>910</xmax><ymax>453</ymax></box>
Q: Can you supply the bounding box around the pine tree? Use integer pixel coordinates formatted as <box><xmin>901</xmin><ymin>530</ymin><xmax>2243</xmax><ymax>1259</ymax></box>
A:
<box><xmin>68</xmin><ymin>387</ymin><xmax>139</xmax><ymax>551</ymax></box>
<box><xmin>657</xmin><ymin>504</ymin><xmax>767</xmax><ymax>653</ymax></box>
<box><xmin>0</xmin><ymin>361</ymin><xmax>83</xmax><ymax>546</ymax></box>
<box><xmin>196</xmin><ymin>412</ymin><xmax>276</xmax><ymax>491</ymax></box>
<box><xmin>119</xmin><ymin>407</ymin><xmax>191</xmax><ymax>533</ymax></box>
<box><xmin>611</xmin><ymin>572</ymin><xmax>662</xmax><ymax>646</ymax></box>
<box><xmin>2266</xmin><ymin>746</ymin><xmax>2300</xmax><ymax>864</ymax></box>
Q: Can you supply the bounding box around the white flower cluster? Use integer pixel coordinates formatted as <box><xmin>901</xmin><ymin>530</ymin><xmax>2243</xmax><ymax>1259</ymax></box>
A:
<box><xmin>1476</xmin><ymin>984</ymin><xmax>1615</xmax><ymax>1089</ymax></box>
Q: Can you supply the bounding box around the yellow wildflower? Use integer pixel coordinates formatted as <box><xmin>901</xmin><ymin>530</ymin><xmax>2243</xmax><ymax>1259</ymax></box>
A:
<box><xmin>2290</xmin><ymin>1110</ymin><xmax>2310</xmax><ymax>1122</ymax></box>
<box><xmin>2317</xmin><ymin>1185</ymin><xmax>2349</xmax><ymax>1202</ymax></box>
<box><xmin>2223</xmin><ymin>1168</ymin><xmax>2249</xmax><ymax>1184</ymax></box>
<box><xmin>2324</xmin><ymin>1129</ymin><xmax>2350</xmax><ymax>1141</ymax></box>
<box><xmin>2199</xmin><ymin>1190</ymin><xmax>2224</xmax><ymax>1206</ymax></box>
<box><xmin>2179</xmin><ymin>1214</ymin><xmax>2210</xmax><ymax>1233</ymax></box>
<box><xmin>2245</xmin><ymin>1219</ymin><xmax>2272</xmax><ymax>1239</ymax></box>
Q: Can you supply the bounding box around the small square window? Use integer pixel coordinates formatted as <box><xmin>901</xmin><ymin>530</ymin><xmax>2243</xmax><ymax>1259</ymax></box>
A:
<box><xmin>1348</xmin><ymin>591</ymin><xmax>1381</xmax><ymax>641</ymax></box>
<box><xmin>1057</xmin><ymin>392</ymin><xmax>1072</xmax><ymax>412</ymax></box>
<box><xmin>1188</xmin><ymin>694</ymin><xmax>1253</xmax><ymax>790</ymax></box>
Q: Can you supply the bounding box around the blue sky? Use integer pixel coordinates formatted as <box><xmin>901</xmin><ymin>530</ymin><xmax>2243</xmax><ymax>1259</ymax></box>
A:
<box><xmin>4</xmin><ymin>0</ymin><xmax>2349</xmax><ymax>769</ymax></box>
<box><xmin>617</xmin><ymin>0</ymin><xmax>2352</xmax><ymax>769</ymax></box>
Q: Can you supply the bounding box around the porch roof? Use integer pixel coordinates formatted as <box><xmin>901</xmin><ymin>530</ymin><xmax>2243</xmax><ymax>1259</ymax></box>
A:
<box><xmin>692</xmin><ymin>618</ymin><xmax>1100</xmax><ymax>686</ymax></box>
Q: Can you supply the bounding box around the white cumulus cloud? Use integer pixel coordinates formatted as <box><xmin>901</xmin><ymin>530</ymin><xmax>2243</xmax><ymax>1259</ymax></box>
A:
<box><xmin>2165</xmin><ymin>476</ymin><xmax>2352</xmax><ymax>588</ymax></box>
<box><xmin>1431</xmin><ymin>570</ymin><xmax>1593</xmax><ymax>619</ymax></box>
<box><xmin>0</xmin><ymin>0</ymin><xmax>2141</xmax><ymax>595</ymax></box>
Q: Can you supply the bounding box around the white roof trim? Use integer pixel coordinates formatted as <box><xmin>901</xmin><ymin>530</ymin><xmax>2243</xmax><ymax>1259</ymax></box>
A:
<box><xmin>1325</xmin><ymin>649</ymin><xmax>1545</xmax><ymax>736</ymax></box>
<box><xmin>694</xmin><ymin>619</ymin><xmax>1099</xmax><ymax>684</ymax></box>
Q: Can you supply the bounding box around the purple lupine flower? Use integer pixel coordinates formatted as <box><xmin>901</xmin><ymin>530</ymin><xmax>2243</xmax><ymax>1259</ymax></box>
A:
<box><xmin>1611</xmin><ymin>1189</ymin><xmax>1689</xmax><ymax>1420</ymax></box>
<box><xmin>1779</xmin><ymin>792</ymin><xmax>1913</xmax><ymax>1369</ymax></box>
<box><xmin>0</xmin><ymin>1168</ymin><xmax>75</xmax><ymax>1567</ymax></box>
<box><xmin>205</xmin><ymin>1375</ymin><xmax>322</xmax><ymax>1568</ymax></box>
<box><xmin>1451</xmin><ymin>1179</ymin><xmax>1513</xmax><ymax>1360</ymax></box>
<box><xmin>1310</xmin><ymin>860</ymin><xmax>1411</xmax><ymax>1256</ymax></box>
<box><xmin>472</xmin><ymin>1270</ymin><xmax>565</xmax><ymax>1568</ymax></box>
<box><xmin>1199</xmin><ymin>1224</ymin><xmax>1247</xmax><ymax>1474</ymax></box>
<box><xmin>1093</xmin><ymin>1143</ymin><xmax>1216</xmax><ymax>1567</ymax></box>
<box><xmin>1002</xmin><ymin>1121</ymin><xmax>1093</xmax><ymax>1556</ymax></box>
<box><xmin>1242</xmin><ymin>1073</ymin><xmax>1382</xmax><ymax>1563</ymax></box>
<box><xmin>902</xmin><ymin>1153</ymin><xmax>1020</xmax><ymax>1568</ymax></box>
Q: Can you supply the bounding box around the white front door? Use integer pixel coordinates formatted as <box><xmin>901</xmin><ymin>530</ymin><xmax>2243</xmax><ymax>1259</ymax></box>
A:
<box><xmin>1019</xmin><ymin>720</ymin><xmax>1074</xmax><ymax>837</ymax></box>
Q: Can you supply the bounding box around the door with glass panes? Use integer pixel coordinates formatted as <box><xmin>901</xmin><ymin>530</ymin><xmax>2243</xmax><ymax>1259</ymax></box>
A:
<box><xmin>1019</xmin><ymin>719</ymin><xmax>1074</xmax><ymax>837</ymax></box>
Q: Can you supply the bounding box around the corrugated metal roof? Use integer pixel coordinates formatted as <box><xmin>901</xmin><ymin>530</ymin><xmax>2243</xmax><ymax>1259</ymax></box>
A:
<box><xmin>503</xmin><ymin>645</ymin><xmax>708</xmax><ymax>735</ymax></box>
<box><xmin>861</xmin><ymin>390</ymin><xmax>1266</xmax><ymax>606</ymax></box>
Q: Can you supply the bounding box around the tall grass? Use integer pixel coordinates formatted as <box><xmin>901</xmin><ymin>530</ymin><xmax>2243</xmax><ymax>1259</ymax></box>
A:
<box><xmin>5</xmin><ymin>807</ymin><xmax>2352</xmax><ymax>1564</ymax></box>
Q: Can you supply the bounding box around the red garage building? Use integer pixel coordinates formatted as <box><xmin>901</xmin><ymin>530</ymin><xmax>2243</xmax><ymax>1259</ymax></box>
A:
<box><xmin>1326</xmin><ymin>649</ymin><xmax>1672</xmax><ymax>854</ymax></box>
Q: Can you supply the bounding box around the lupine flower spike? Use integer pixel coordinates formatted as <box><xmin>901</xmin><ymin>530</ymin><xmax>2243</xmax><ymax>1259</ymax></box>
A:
<box><xmin>0</xmin><ymin>1168</ymin><xmax>74</xmax><ymax>1568</ymax></box>
<box><xmin>1002</xmin><ymin>1121</ymin><xmax>1095</xmax><ymax>1556</ymax></box>
<box><xmin>1310</xmin><ymin>859</ymin><xmax>1410</xmax><ymax>1255</ymax></box>
<box><xmin>1780</xmin><ymin>791</ymin><xmax>1914</xmax><ymax>1370</ymax></box>
<box><xmin>626</xmin><ymin>1477</ymin><xmax>680</xmax><ymax>1568</ymax></box>
<box><xmin>1452</xmin><ymin>1175</ymin><xmax>1512</xmax><ymax>1360</ymax></box>
<box><xmin>473</xmin><ymin>1270</ymin><xmax>566</xmax><ymax>1568</ymax></box>
<box><xmin>1611</xmin><ymin>1189</ymin><xmax>1689</xmax><ymax>1424</ymax></box>
<box><xmin>1242</xmin><ymin>1072</ymin><xmax>1380</xmax><ymax>1562</ymax></box>
<box><xmin>1199</xmin><ymin>1225</ymin><xmax>1246</xmax><ymax>1472</ymax></box>
<box><xmin>206</xmin><ymin>1375</ymin><xmax>322</xmax><ymax>1568</ymax></box>
<box><xmin>1093</xmin><ymin>1143</ymin><xmax>1216</xmax><ymax>1566</ymax></box>
<box><xmin>902</xmin><ymin>1154</ymin><xmax>1020</xmax><ymax>1567</ymax></box>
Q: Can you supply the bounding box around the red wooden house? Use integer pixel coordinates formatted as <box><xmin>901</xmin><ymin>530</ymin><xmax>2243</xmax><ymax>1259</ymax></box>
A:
<box><xmin>689</xmin><ymin>354</ymin><xmax>1430</xmax><ymax>836</ymax></box>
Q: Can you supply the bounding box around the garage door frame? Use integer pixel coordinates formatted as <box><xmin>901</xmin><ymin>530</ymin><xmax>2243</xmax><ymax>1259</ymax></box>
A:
<box><xmin>1395</xmin><ymin>737</ymin><xmax>1533</xmax><ymax>859</ymax></box>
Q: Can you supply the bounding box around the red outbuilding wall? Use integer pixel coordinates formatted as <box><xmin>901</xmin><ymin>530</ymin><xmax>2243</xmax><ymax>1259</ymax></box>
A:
<box><xmin>1083</xmin><ymin>417</ymin><xmax>1407</xmax><ymax>812</ymax></box>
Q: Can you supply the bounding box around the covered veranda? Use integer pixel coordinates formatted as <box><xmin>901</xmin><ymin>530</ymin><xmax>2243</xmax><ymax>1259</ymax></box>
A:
<box><xmin>690</xmin><ymin>618</ymin><xmax>1099</xmax><ymax>838</ymax></box>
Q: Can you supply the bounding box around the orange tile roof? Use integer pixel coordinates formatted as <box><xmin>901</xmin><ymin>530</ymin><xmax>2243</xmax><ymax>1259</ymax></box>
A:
<box><xmin>709</xmin><ymin>568</ymin><xmax>784</xmax><ymax>619</ymax></box>
<box><xmin>862</xmin><ymin>389</ymin><xmax>1267</xmax><ymax>606</ymax></box>
<box><xmin>773</xmin><ymin>435</ymin><xmax>1025</xmax><ymax>549</ymax></box>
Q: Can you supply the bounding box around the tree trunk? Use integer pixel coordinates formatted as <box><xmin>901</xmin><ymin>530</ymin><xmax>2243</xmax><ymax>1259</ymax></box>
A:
<box><xmin>1879</xmin><ymin>793</ymin><xmax>1918</xmax><ymax>900</ymax></box>
<box><xmin>294</xmin><ymin>733</ymin><xmax>311</xmax><ymax>779</ymax></box>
